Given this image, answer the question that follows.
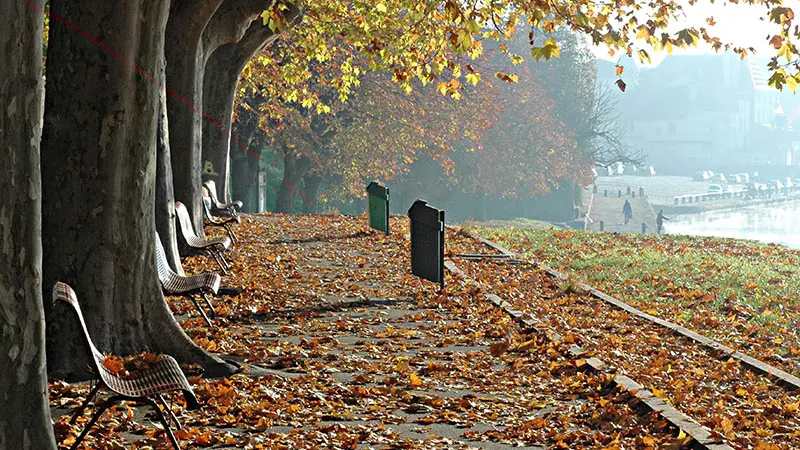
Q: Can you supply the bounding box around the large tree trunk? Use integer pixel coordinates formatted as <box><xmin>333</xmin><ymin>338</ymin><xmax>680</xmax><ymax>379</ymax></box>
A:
<box><xmin>0</xmin><ymin>0</ymin><xmax>57</xmax><ymax>447</ymax></box>
<box><xmin>229</xmin><ymin>112</ymin><xmax>259</xmax><ymax>211</ymax></box>
<box><xmin>202</xmin><ymin>17</ymin><xmax>289</xmax><ymax>203</ymax></box>
<box><xmin>275</xmin><ymin>152</ymin><xmax>309</xmax><ymax>213</ymax></box>
<box><xmin>231</xmin><ymin>129</ymin><xmax>264</xmax><ymax>212</ymax></box>
<box><xmin>167</xmin><ymin>0</ymin><xmax>273</xmax><ymax>232</ymax></box>
<box><xmin>155</xmin><ymin>61</ymin><xmax>184</xmax><ymax>275</ymax></box>
<box><xmin>302</xmin><ymin>173</ymin><xmax>324</xmax><ymax>214</ymax></box>
<box><xmin>41</xmin><ymin>0</ymin><xmax>230</xmax><ymax>378</ymax></box>
<box><xmin>165</xmin><ymin>0</ymin><xmax>225</xmax><ymax>234</ymax></box>
<box><xmin>231</xmin><ymin>149</ymin><xmax>262</xmax><ymax>212</ymax></box>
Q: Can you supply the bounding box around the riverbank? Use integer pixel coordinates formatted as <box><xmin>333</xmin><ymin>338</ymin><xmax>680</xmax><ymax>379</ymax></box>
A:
<box><xmin>660</xmin><ymin>190</ymin><xmax>800</xmax><ymax>214</ymax></box>
<box><xmin>594</xmin><ymin>174</ymin><xmax>800</xmax><ymax>215</ymax></box>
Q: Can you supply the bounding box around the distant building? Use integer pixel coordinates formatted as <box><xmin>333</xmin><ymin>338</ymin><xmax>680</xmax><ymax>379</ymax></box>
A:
<box><xmin>599</xmin><ymin>54</ymin><xmax>791</xmax><ymax>174</ymax></box>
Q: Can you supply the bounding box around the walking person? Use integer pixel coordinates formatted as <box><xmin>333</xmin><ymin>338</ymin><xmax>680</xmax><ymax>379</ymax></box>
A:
<box><xmin>622</xmin><ymin>199</ymin><xmax>632</xmax><ymax>225</ymax></box>
<box><xmin>656</xmin><ymin>209</ymin><xmax>670</xmax><ymax>235</ymax></box>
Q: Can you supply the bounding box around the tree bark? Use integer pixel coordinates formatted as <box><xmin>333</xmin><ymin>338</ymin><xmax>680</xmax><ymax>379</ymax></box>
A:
<box><xmin>231</xmin><ymin>148</ymin><xmax>262</xmax><ymax>212</ymax></box>
<box><xmin>165</xmin><ymin>0</ymin><xmax>225</xmax><ymax>234</ymax></box>
<box><xmin>302</xmin><ymin>173</ymin><xmax>323</xmax><ymax>214</ymax></box>
<box><xmin>229</xmin><ymin>112</ymin><xmax>259</xmax><ymax>211</ymax></box>
<box><xmin>202</xmin><ymin>16</ymin><xmax>289</xmax><ymax>203</ymax></box>
<box><xmin>275</xmin><ymin>152</ymin><xmax>309</xmax><ymax>213</ymax></box>
<box><xmin>41</xmin><ymin>0</ymin><xmax>230</xmax><ymax>378</ymax></box>
<box><xmin>0</xmin><ymin>0</ymin><xmax>57</xmax><ymax>447</ymax></box>
<box><xmin>167</xmin><ymin>0</ymin><xmax>273</xmax><ymax>232</ymax></box>
<box><xmin>155</xmin><ymin>61</ymin><xmax>184</xmax><ymax>276</ymax></box>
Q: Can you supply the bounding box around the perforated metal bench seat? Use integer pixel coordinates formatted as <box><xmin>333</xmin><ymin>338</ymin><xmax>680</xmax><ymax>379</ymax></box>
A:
<box><xmin>175</xmin><ymin>201</ymin><xmax>232</xmax><ymax>274</ymax></box>
<box><xmin>156</xmin><ymin>233</ymin><xmax>220</xmax><ymax>327</ymax></box>
<box><xmin>162</xmin><ymin>271</ymin><xmax>220</xmax><ymax>295</ymax></box>
<box><xmin>203</xmin><ymin>180</ymin><xmax>242</xmax><ymax>217</ymax></box>
<box><xmin>184</xmin><ymin>232</ymin><xmax>231</xmax><ymax>252</ymax></box>
<box><xmin>201</xmin><ymin>195</ymin><xmax>240</xmax><ymax>244</ymax></box>
<box><xmin>204</xmin><ymin>197</ymin><xmax>241</xmax><ymax>225</ymax></box>
<box><xmin>52</xmin><ymin>282</ymin><xmax>199</xmax><ymax>450</ymax></box>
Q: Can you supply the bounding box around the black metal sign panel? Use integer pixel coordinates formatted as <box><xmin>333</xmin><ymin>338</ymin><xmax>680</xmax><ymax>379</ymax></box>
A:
<box><xmin>408</xmin><ymin>199</ymin><xmax>444</xmax><ymax>288</ymax></box>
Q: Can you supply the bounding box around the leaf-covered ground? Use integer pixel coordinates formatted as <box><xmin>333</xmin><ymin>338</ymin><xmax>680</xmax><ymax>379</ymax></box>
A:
<box><xmin>473</xmin><ymin>227</ymin><xmax>800</xmax><ymax>377</ymax></box>
<box><xmin>50</xmin><ymin>214</ymin><xmax>690</xmax><ymax>449</ymax></box>
<box><xmin>453</xmin><ymin>257</ymin><xmax>800</xmax><ymax>449</ymax></box>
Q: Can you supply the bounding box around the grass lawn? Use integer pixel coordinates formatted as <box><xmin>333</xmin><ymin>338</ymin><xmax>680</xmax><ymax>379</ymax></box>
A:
<box><xmin>470</xmin><ymin>226</ymin><xmax>800</xmax><ymax>374</ymax></box>
<box><xmin>461</xmin><ymin>217</ymin><xmax>558</xmax><ymax>230</ymax></box>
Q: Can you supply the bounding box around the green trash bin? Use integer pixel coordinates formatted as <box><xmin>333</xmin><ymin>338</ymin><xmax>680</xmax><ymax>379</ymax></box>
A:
<box><xmin>366</xmin><ymin>181</ymin><xmax>390</xmax><ymax>235</ymax></box>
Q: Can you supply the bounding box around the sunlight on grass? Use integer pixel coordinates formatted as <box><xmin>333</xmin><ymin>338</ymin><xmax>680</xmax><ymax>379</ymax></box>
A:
<box><xmin>468</xmin><ymin>226</ymin><xmax>800</xmax><ymax>368</ymax></box>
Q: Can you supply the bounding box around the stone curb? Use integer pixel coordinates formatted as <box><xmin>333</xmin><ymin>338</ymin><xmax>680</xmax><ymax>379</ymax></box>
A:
<box><xmin>462</xmin><ymin>231</ymin><xmax>800</xmax><ymax>392</ymax></box>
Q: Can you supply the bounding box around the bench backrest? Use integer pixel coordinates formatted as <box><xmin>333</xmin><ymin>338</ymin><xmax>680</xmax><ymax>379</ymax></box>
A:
<box><xmin>174</xmin><ymin>201</ymin><xmax>198</xmax><ymax>240</ymax></box>
<box><xmin>154</xmin><ymin>232</ymin><xmax>176</xmax><ymax>284</ymax></box>
<box><xmin>51</xmin><ymin>283</ymin><xmax>128</xmax><ymax>392</ymax></box>
<box><xmin>203</xmin><ymin>180</ymin><xmax>223</xmax><ymax>209</ymax></box>
<box><xmin>52</xmin><ymin>282</ymin><xmax>104</xmax><ymax>365</ymax></box>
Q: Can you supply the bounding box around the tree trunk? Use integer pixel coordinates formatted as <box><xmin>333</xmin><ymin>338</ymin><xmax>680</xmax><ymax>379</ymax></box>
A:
<box><xmin>231</xmin><ymin>149</ymin><xmax>262</xmax><ymax>212</ymax></box>
<box><xmin>165</xmin><ymin>0</ymin><xmax>225</xmax><ymax>234</ymax></box>
<box><xmin>167</xmin><ymin>0</ymin><xmax>272</xmax><ymax>232</ymax></box>
<box><xmin>0</xmin><ymin>0</ymin><xmax>57</xmax><ymax>447</ymax></box>
<box><xmin>302</xmin><ymin>173</ymin><xmax>323</xmax><ymax>214</ymax></box>
<box><xmin>230</xmin><ymin>113</ymin><xmax>260</xmax><ymax>212</ymax></box>
<box><xmin>275</xmin><ymin>152</ymin><xmax>309</xmax><ymax>213</ymax></box>
<box><xmin>202</xmin><ymin>18</ymin><xmax>286</xmax><ymax>203</ymax></box>
<box><xmin>41</xmin><ymin>0</ymin><xmax>231</xmax><ymax>378</ymax></box>
<box><xmin>155</xmin><ymin>63</ymin><xmax>184</xmax><ymax>276</ymax></box>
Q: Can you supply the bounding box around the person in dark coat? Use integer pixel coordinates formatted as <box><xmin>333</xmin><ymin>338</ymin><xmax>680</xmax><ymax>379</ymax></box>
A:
<box><xmin>656</xmin><ymin>210</ymin><xmax>670</xmax><ymax>234</ymax></box>
<box><xmin>622</xmin><ymin>200</ymin><xmax>632</xmax><ymax>225</ymax></box>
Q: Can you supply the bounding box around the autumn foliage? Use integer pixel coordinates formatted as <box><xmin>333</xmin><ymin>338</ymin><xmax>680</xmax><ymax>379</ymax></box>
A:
<box><xmin>455</xmin><ymin>63</ymin><xmax>592</xmax><ymax>198</ymax></box>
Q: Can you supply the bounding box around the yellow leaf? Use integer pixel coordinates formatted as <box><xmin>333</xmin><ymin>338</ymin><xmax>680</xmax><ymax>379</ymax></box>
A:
<box><xmin>721</xmin><ymin>417</ymin><xmax>734</xmax><ymax>435</ymax></box>
<box><xmin>787</xmin><ymin>75</ymin><xmax>797</xmax><ymax>93</ymax></box>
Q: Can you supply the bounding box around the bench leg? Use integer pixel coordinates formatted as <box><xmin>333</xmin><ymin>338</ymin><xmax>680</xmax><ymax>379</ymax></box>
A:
<box><xmin>223</xmin><ymin>223</ymin><xmax>237</xmax><ymax>245</ymax></box>
<box><xmin>216</xmin><ymin>245</ymin><xmax>233</xmax><ymax>269</ymax></box>
<box><xmin>141</xmin><ymin>397</ymin><xmax>182</xmax><ymax>450</ymax></box>
<box><xmin>70</xmin><ymin>395</ymin><xmax>123</xmax><ymax>450</ymax></box>
<box><xmin>218</xmin><ymin>252</ymin><xmax>231</xmax><ymax>273</ymax></box>
<box><xmin>207</xmin><ymin>250</ymin><xmax>228</xmax><ymax>275</ymax></box>
<box><xmin>189</xmin><ymin>295</ymin><xmax>213</xmax><ymax>328</ymax></box>
<box><xmin>202</xmin><ymin>292</ymin><xmax>216</xmax><ymax>317</ymax></box>
<box><xmin>157</xmin><ymin>394</ymin><xmax>182</xmax><ymax>430</ymax></box>
<box><xmin>70</xmin><ymin>381</ymin><xmax>102</xmax><ymax>424</ymax></box>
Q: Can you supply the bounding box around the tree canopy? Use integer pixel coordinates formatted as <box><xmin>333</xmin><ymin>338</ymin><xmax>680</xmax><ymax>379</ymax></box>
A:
<box><xmin>251</xmin><ymin>0</ymin><xmax>800</xmax><ymax>111</ymax></box>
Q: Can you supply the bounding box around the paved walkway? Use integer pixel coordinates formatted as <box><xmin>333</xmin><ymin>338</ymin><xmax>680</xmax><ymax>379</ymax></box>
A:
<box><xmin>584</xmin><ymin>190</ymin><xmax>658</xmax><ymax>233</ymax></box>
<box><xmin>50</xmin><ymin>215</ymin><xmax>679</xmax><ymax>449</ymax></box>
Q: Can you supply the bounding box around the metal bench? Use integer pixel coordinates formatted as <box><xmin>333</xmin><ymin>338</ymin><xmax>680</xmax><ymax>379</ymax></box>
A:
<box><xmin>52</xmin><ymin>282</ymin><xmax>199</xmax><ymax>450</ymax></box>
<box><xmin>203</xmin><ymin>180</ymin><xmax>242</xmax><ymax>218</ymax></box>
<box><xmin>175</xmin><ymin>201</ymin><xmax>232</xmax><ymax>274</ymax></box>
<box><xmin>201</xmin><ymin>189</ymin><xmax>239</xmax><ymax>245</ymax></box>
<box><xmin>156</xmin><ymin>233</ymin><xmax>221</xmax><ymax>327</ymax></box>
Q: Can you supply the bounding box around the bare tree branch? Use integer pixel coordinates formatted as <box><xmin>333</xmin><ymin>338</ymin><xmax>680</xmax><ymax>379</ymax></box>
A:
<box><xmin>578</xmin><ymin>83</ymin><xmax>646</xmax><ymax>168</ymax></box>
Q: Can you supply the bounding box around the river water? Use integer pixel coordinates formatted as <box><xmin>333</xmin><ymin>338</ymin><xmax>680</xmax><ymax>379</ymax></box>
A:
<box><xmin>665</xmin><ymin>200</ymin><xmax>800</xmax><ymax>249</ymax></box>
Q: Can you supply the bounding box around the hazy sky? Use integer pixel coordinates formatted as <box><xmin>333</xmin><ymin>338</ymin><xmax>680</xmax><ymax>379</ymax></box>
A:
<box><xmin>592</xmin><ymin>0</ymin><xmax>788</xmax><ymax>65</ymax></box>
